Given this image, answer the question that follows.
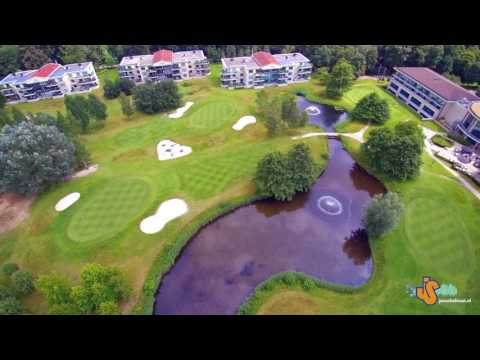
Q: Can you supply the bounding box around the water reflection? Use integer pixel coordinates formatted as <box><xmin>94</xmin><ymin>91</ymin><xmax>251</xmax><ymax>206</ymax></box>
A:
<box><xmin>342</xmin><ymin>229</ymin><xmax>371</xmax><ymax>266</ymax></box>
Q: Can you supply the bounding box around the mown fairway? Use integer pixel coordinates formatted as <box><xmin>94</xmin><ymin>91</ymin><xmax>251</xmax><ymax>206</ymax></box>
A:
<box><xmin>0</xmin><ymin>65</ymin><xmax>328</xmax><ymax>313</ymax></box>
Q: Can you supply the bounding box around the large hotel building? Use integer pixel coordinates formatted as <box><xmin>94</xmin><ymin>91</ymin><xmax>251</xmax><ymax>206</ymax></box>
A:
<box><xmin>388</xmin><ymin>67</ymin><xmax>480</xmax><ymax>149</ymax></box>
<box><xmin>220</xmin><ymin>51</ymin><xmax>312</xmax><ymax>89</ymax></box>
<box><xmin>118</xmin><ymin>49</ymin><xmax>210</xmax><ymax>84</ymax></box>
<box><xmin>0</xmin><ymin>62</ymin><xmax>99</xmax><ymax>104</ymax></box>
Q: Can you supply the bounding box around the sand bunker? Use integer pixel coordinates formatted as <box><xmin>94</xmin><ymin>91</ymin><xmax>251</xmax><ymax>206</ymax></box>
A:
<box><xmin>168</xmin><ymin>102</ymin><xmax>194</xmax><ymax>119</ymax></box>
<box><xmin>157</xmin><ymin>140</ymin><xmax>192</xmax><ymax>161</ymax></box>
<box><xmin>55</xmin><ymin>192</ymin><xmax>80</xmax><ymax>212</ymax></box>
<box><xmin>233</xmin><ymin>116</ymin><xmax>256</xmax><ymax>131</ymax></box>
<box><xmin>140</xmin><ymin>198</ymin><xmax>188</xmax><ymax>234</ymax></box>
<box><xmin>72</xmin><ymin>164</ymin><xmax>99</xmax><ymax>179</ymax></box>
<box><xmin>305</xmin><ymin>106</ymin><xmax>321</xmax><ymax>116</ymax></box>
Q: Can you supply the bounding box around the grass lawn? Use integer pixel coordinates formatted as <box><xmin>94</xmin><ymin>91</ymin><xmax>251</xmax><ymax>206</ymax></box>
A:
<box><xmin>2</xmin><ymin>66</ymin><xmax>479</xmax><ymax>315</ymax></box>
<box><xmin>242</xmin><ymin>133</ymin><xmax>480</xmax><ymax>315</ymax></box>
<box><xmin>0</xmin><ymin>65</ymin><xmax>328</xmax><ymax>314</ymax></box>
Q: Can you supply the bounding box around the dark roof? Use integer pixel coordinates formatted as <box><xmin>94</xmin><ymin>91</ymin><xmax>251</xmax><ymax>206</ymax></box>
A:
<box><xmin>252</xmin><ymin>52</ymin><xmax>279</xmax><ymax>67</ymax></box>
<box><xmin>394</xmin><ymin>67</ymin><xmax>480</xmax><ymax>102</ymax></box>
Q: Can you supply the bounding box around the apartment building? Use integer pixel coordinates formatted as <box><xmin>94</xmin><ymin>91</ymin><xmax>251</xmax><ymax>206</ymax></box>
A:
<box><xmin>118</xmin><ymin>49</ymin><xmax>210</xmax><ymax>84</ymax></box>
<box><xmin>387</xmin><ymin>67</ymin><xmax>480</xmax><ymax>128</ymax></box>
<box><xmin>0</xmin><ymin>62</ymin><xmax>99</xmax><ymax>104</ymax></box>
<box><xmin>220</xmin><ymin>51</ymin><xmax>312</xmax><ymax>89</ymax></box>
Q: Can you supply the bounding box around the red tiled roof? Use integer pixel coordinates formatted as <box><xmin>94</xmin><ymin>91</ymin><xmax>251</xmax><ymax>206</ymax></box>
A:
<box><xmin>394</xmin><ymin>67</ymin><xmax>480</xmax><ymax>102</ymax></box>
<box><xmin>153</xmin><ymin>50</ymin><xmax>173</xmax><ymax>64</ymax></box>
<box><xmin>33</xmin><ymin>63</ymin><xmax>60</xmax><ymax>78</ymax></box>
<box><xmin>252</xmin><ymin>51</ymin><xmax>279</xmax><ymax>67</ymax></box>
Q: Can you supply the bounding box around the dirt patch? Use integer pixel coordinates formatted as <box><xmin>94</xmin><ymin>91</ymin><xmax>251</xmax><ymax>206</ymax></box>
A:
<box><xmin>0</xmin><ymin>193</ymin><xmax>35</xmax><ymax>235</ymax></box>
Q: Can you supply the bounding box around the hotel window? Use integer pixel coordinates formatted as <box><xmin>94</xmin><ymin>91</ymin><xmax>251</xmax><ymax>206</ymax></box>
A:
<box><xmin>399</xmin><ymin>89</ymin><xmax>410</xmax><ymax>98</ymax></box>
<box><xmin>422</xmin><ymin>105</ymin><xmax>435</xmax><ymax>117</ymax></box>
<box><xmin>462</xmin><ymin>114</ymin><xmax>476</xmax><ymax>129</ymax></box>
<box><xmin>410</xmin><ymin>97</ymin><xmax>421</xmax><ymax>106</ymax></box>
<box><xmin>390</xmin><ymin>83</ymin><xmax>399</xmax><ymax>91</ymax></box>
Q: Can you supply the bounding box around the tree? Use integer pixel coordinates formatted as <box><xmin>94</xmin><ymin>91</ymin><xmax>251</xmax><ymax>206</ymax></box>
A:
<box><xmin>0</xmin><ymin>122</ymin><xmax>75</xmax><ymax>195</ymax></box>
<box><xmin>71</xmin><ymin>263</ymin><xmax>132</xmax><ymax>314</ymax></box>
<box><xmin>0</xmin><ymin>296</ymin><xmax>22</xmax><ymax>315</ymax></box>
<box><xmin>0</xmin><ymin>93</ymin><xmax>6</xmax><ymax>110</ymax></box>
<box><xmin>362</xmin><ymin>123</ymin><xmax>423</xmax><ymax>181</ymax></box>
<box><xmin>49</xmin><ymin>303</ymin><xmax>83</xmax><ymax>315</ymax></box>
<box><xmin>254</xmin><ymin>152</ymin><xmax>294</xmax><ymax>201</ymax></box>
<box><xmin>87</xmin><ymin>94</ymin><xmax>107</xmax><ymax>122</ymax></box>
<box><xmin>65</xmin><ymin>95</ymin><xmax>91</xmax><ymax>132</ymax></box>
<box><xmin>315</xmin><ymin>67</ymin><xmax>329</xmax><ymax>84</ymax></box>
<box><xmin>35</xmin><ymin>273</ymin><xmax>73</xmax><ymax>306</ymax></box>
<box><xmin>394</xmin><ymin>121</ymin><xmax>424</xmax><ymax>150</ymax></box>
<box><xmin>383</xmin><ymin>45</ymin><xmax>408</xmax><ymax>68</ymax></box>
<box><xmin>18</xmin><ymin>45</ymin><xmax>51</xmax><ymax>70</ymax></box>
<box><xmin>0</xmin><ymin>45</ymin><xmax>19</xmax><ymax>78</ymax></box>
<box><xmin>281</xmin><ymin>94</ymin><xmax>308</xmax><ymax>128</ymax></box>
<box><xmin>0</xmin><ymin>284</ymin><xmax>15</xmax><ymax>301</ymax></box>
<box><xmin>59</xmin><ymin>45</ymin><xmax>89</xmax><ymax>64</ymax></box>
<box><xmin>362</xmin><ymin>192</ymin><xmax>404</xmax><ymax>239</ymax></box>
<box><xmin>133</xmin><ymin>80</ymin><xmax>181</xmax><ymax>115</ymax></box>
<box><xmin>119</xmin><ymin>93</ymin><xmax>135</xmax><ymax>119</ymax></box>
<box><xmin>71</xmin><ymin>137</ymin><xmax>91</xmax><ymax>171</ymax></box>
<box><xmin>1</xmin><ymin>262</ymin><xmax>19</xmax><ymax>277</ymax></box>
<box><xmin>286</xmin><ymin>143</ymin><xmax>317</xmax><ymax>193</ymax></box>
<box><xmin>11</xmin><ymin>107</ymin><xmax>27</xmax><ymax>124</ymax></box>
<box><xmin>325</xmin><ymin>59</ymin><xmax>355</xmax><ymax>98</ymax></box>
<box><xmin>351</xmin><ymin>92</ymin><xmax>390</xmax><ymax>125</ymax></box>
<box><xmin>11</xmin><ymin>270</ymin><xmax>34</xmax><ymax>296</ymax></box>
<box><xmin>98</xmin><ymin>301</ymin><xmax>121</xmax><ymax>315</ymax></box>
<box><xmin>0</xmin><ymin>109</ymin><xmax>11</xmax><ymax>129</ymax></box>
<box><xmin>118</xmin><ymin>78</ymin><xmax>135</xmax><ymax>96</ymax></box>
<box><xmin>103</xmin><ymin>79</ymin><xmax>121</xmax><ymax>99</ymax></box>
<box><xmin>254</xmin><ymin>144</ymin><xmax>317</xmax><ymax>201</ymax></box>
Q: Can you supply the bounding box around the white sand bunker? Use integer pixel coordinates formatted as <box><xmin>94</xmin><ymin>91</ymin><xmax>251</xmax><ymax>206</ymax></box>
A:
<box><xmin>168</xmin><ymin>101</ymin><xmax>194</xmax><ymax>119</ymax></box>
<box><xmin>72</xmin><ymin>164</ymin><xmax>99</xmax><ymax>179</ymax></box>
<box><xmin>233</xmin><ymin>115</ymin><xmax>256</xmax><ymax>131</ymax></box>
<box><xmin>140</xmin><ymin>199</ymin><xmax>188</xmax><ymax>234</ymax></box>
<box><xmin>55</xmin><ymin>192</ymin><xmax>80</xmax><ymax>212</ymax></box>
<box><xmin>157</xmin><ymin>140</ymin><xmax>192</xmax><ymax>161</ymax></box>
<box><xmin>305</xmin><ymin>106</ymin><xmax>321</xmax><ymax>116</ymax></box>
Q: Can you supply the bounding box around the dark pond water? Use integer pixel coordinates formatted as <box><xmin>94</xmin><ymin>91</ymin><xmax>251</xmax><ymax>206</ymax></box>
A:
<box><xmin>296</xmin><ymin>95</ymin><xmax>347</xmax><ymax>131</ymax></box>
<box><xmin>153</xmin><ymin>99</ymin><xmax>386</xmax><ymax>315</ymax></box>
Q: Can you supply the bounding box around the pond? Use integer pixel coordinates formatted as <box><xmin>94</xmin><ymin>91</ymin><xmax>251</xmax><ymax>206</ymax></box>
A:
<box><xmin>296</xmin><ymin>95</ymin><xmax>347</xmax><ymax>131</ymax></box>
<box><xmin>153</xmin><ymin>100</ymin><xmax>385</xmax><ymax>315</ymax></box>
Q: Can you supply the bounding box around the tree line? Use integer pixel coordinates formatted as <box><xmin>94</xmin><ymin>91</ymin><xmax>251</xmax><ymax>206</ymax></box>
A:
<box><xmin>2</xmin><ymin>45</ymin><xmax>480</xmax><ymax>85</ymax></box>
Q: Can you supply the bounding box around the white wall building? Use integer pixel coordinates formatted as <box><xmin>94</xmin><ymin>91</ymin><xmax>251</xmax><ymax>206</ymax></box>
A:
<box><xmin>118</xmin><ymin>49</ymin><xmax>210</xmax><ymax>84</ymax></box>
<box><xmin>0</xmin><ymin>62</ymin><xmax>99</xmax><ymax>104</ymax></box>
<box><xmin>220</xmin><ymin>51</ymin><xmax>312</xmax><ymax>89</ymax></box>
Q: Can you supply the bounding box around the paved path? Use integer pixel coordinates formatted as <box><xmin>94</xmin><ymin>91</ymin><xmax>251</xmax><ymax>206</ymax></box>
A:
<box><xmin>291</xmin><ymin>126</ymin><xmax>369</xmax><ymax>143</ymax></box>
<box><xmin>293</xmin><ymin>125</ymin><xmax>480</xmax><ymax>201</ymax></box>
<box><xmin>422</xmin><ymin>127</ymin><xmax>480</xmax><ymax>200</ymax></box>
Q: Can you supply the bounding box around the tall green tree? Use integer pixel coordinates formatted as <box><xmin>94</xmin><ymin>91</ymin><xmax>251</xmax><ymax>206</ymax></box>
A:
<box><xmin>351</xmin><ymin>92</ymin><xmax>390</xmax><ymax>125</ymax></box>
<box><xmin>103</xmin><ymin>79</ymin><xmax>121</xmax><ymax>99</ymax></box>
<box><xmin>325</xmin><ymin>59</ymin><xmax>355</xmax><ymax>98</ymax></box>
<box><xmin>87</xmin><ymin>94</ymin><xmax>107</xmax><ymax>122</ymax></box>
<box><xmin>11</xmin><ymin>270</ymin><xmax>34</xmax><ymax>297</ymax></box>
<box><xmin>64</xmin><ymin>95</ymin><xmax>91</xmax><ymax>132</ymax></box>
<box><xmin>362</xmin><ymin>192</ymin><xmax>404</xmax><ymax>239</ymax></box>
<box><xmin>35</xmin><ymin>273</ymin><xmax>73</xmax><ymax>307</ymax></box>
<box><xmin>0</xmin><ymin>122</ymin><xmax>75</xmax><ymax>195</ymax></box>
<box><xmin>0</xmin><ymin>45</ymin><xmax>19</xmax><ymax>78</ymax></box>
<box><xmin>133</xmin><ymin>80</ymin><xmax>181</xmax><ymax>115</ymax></box>
<box><xmin>119</xmin><ymin>93</ymin><xmax>135</xmax><ymax>119</ymax></box>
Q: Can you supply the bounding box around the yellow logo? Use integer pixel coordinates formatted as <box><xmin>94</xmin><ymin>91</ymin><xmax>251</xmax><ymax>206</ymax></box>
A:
<box><xmin>415</xmin><ymin>276</ymin><xmax>440</xmax><ymax>305</ymax></box>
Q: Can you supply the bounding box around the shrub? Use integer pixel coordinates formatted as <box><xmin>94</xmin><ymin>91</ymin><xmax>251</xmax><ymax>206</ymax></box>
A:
<box><xmin>11</xmin><ymin>270</ymin><xmax>34</xmax><ymax>296</ymax></box>
<box><xmin>35</xmin><ymin>272</ymin><xmax>72</xmax><ymax>306</ymax></box>
<box><xmin>133</xmin><ymin>80</ymin><xmax>181</xmax><ymax>115</ymax></box>
<box><xmin>0</xmin><ymin>296</ymin><xmax>22</xmax><ymax>315</ymax></box>
<box><xmin>0</xmin><ymin>284</ymin><xmax>14</xmax><ymax>301</ymax></box>
<box><xmin>362</xmin><ymin>192</ymin><xmax>404</xmax><ymax>239</ymax></box>
<box><xmin>118</xmin><ymin>78</ymin><xmax>135</xmax><ymax>96</ymax></box>
<box><xmin>98</xmin><ymin>301</ymin><xmax>121</xmax><ymax>315</ymax></box>
<box><xmin>302</xmin><ymin>278</ymin><xmax>317</xmax><ymax>291</ymax></box>
<box><xmin>282</xmin><ymin>272</ymin><xmax>298</xmax><ymax>286</ymax></box>
<box><xmin>0</xmin><ymin>122</ymin><xmax>75</xmax><ymax>195</ymax></box>
<box><xmin>255</xmin><ymin>144</ymin><xmax>317</xmax><ymax>201</ymax></box>
<box><xmin>431</xmin><ymin>134</ymin><xmax>454</xmax><ymax>148</ymax></box>
<box><xmin>103</xmin><ymin>79</ymin><xmax>121</xmax><ymax>99</ymax></box>
<box><xmin>362</xmin><ymin>122</ymin><xmax>423</xmax><ymax>181</ymax></box>
<box><xmin>447</xmin><ymin>131</ymin><xmax>470</xmax><ymax>146</ymax></box>
<box><xmin>1</xmin><ymin>263</ymin><xmax>19</xmax><ymax>277</ymax></box>
<box><xmin>351</xmin><ymin>92</ymin><xmax>390</xmax><ymax>125</ymax></box>
<box><xmin>49</xmin><ymin>303</ymin><xmax>83</xmax><ymax>315</ymax></box>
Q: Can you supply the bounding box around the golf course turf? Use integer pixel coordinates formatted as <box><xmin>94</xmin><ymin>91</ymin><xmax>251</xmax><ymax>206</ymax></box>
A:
<box><xmin>1</xmin><ymin>65</ymin><xmax>479</xmax><ymax>315</ymax></box>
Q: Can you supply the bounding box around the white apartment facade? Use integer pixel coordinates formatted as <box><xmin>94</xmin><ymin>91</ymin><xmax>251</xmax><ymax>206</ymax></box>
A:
<box><xmin>0</xmin><ymin>62</ymin><xmax>99</xmax><ymax>104</ymax></box>
<box><xmin>118</xmin><ymin>49</ymin><xmax>210</xmax><ymax>84</ymax></box>
<box><xmin>220</xmin><ymin>51</ymin><xmax>312</xmax><ymax>89</ymax></box>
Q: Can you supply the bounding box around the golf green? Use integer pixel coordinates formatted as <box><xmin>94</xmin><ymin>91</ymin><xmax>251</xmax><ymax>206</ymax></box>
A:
<box><xmin>67</xmin><ymin>178</ymin><xmax>153</xmax><ymax>243</ymax></box>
